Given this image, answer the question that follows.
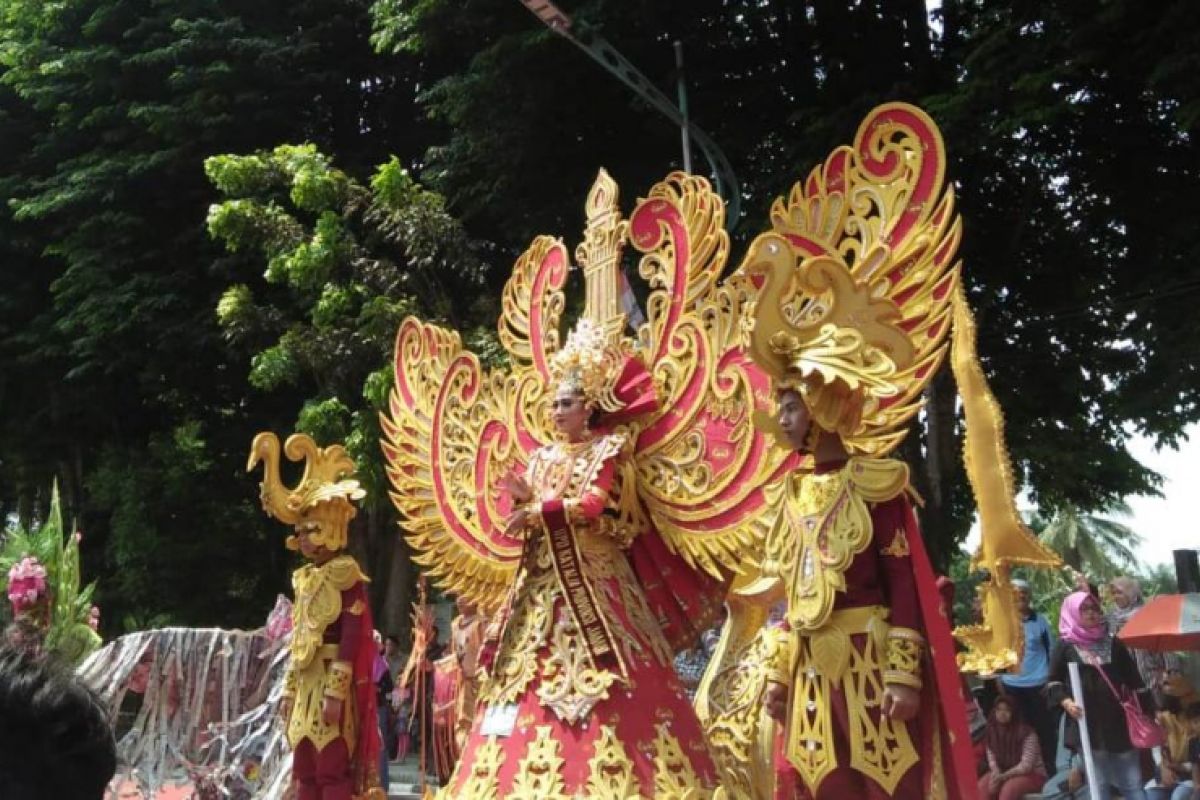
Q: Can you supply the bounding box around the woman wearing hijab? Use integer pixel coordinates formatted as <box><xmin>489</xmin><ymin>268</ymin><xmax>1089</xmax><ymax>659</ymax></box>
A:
<box><xmin>1108</xmin><ymin>576</ymin><xmax>1172</xmax><ymax>692</ymax></box>
<box><xmin>1047</xmin><ymin>591</ymin><xmax>1151</xmax><ymax>800</ymax></box>
<box><xmin>977</xmin><ymin>696</ymin><xmax>1048</xmax><ymax>800</ymax></box>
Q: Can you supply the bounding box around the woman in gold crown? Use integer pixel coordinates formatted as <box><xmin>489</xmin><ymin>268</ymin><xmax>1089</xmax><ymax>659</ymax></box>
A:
<box><xmin>439</xmin><ymin>319</ymin><xmax>721</xmax><ymax>799</ymax></box>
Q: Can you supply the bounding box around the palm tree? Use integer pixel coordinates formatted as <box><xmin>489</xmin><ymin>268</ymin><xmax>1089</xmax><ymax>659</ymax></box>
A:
<box><xmin>1017</xmin><ymin>503</ymin><xmax>1142</xmax><ymax>624</ymax></box>
<box><xmin>1037</xmin><ymin>502</ymin><xmax>1141</xmax><ymax>580</ymax></box>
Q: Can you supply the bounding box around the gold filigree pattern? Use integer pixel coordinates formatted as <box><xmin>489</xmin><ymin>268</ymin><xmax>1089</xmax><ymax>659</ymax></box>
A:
<box><xmin>383</xmin><ymin>167</ymin><xmax>796</xmax><ymax>608</ymax></box>
<box><xmin>537</xmin><ymin>616</ymin><xmax>619</xmax><ymax>723</ymax></box>
<box><xmin>784</xmin><ymin>606</ymin><xmax>918</xmax><ymax>795</ymax></box>
<box><xmin>289</xmin><ymin>555</ymin><xmax>368</xmax><ymax>669</ymax></box>
<box><xmin>696</xmin><ymin>584</ymin><xmax>781</xmax><ymax>800</ymax></box>
<box><xmin>509</xmin><ymin>726</ymin><xmax>569</xmax><ymax>800</ymax></box>
<box><xmin>766</xmin><ymin>459</ymin><xmax>907</xmax><ymax>632</ymax></box>
<box><xmin>880</xmin><ymin>529</ymin><xmax>911</xmax><ymax>557</ymax></box>
<box><xmin>479</xmin><ymin>568</ymin><xmax>554</xmax><ymax>706</ymax></box>
<box><xmin>584</xmin><ymin>726</ymin><xmax>643</xmax><ymax>799</ymax></box>
<box><xmin>884</xmin><ymin>630</ymin><xmax>924</xmax><ymax>689</ymax></box>
<box><xmin>740</xmin><ymin>103</ymin><xmax>961</xmax><ymax>457</ymax></box>
<box><xmin>453</xmin><ymin>737</ymin><xmax>505</xmax><ymax>800</ymax></box>
<box><xmin>324</xmin><ymin>660</ymin><xmax>352</xmax><ymax>699</ymax></box>
<box><xmin>949</xmin><ymin>282</ymin><xmax>1061</xmax><ymax>673</ymax></box>
<box><xmin>651</xmin><ymin>723</ymin><xmax>714</xmax><ymax>799</ymax></box>
<box><xmin>287</xmin><ymin>645</ymin><xmax>359</xmax><ymax>752</ymax></box>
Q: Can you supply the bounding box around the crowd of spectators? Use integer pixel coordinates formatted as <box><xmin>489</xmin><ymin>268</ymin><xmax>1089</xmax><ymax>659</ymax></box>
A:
<box><xmin>971</xmin><ymin>576</ymin><xmax>1197</xmax><ymax>800</ymax></box>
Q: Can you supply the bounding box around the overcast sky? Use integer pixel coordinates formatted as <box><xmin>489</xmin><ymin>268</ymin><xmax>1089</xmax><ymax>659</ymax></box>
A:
<box><xmin>1124</xmin><ymin>422</ymin><xmax>1199</xmax><ymax>569</ymax></box>
<box><xmin>961</xmin><ymin>424</ymin><xmax>1197</xmax><ymax>571</ymax></box>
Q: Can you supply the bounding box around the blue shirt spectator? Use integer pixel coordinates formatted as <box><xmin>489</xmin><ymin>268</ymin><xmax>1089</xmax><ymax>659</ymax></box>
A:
<box><xmin>998</xmin><ymin>579</ymin><xmax>1060</xmax><ymax>775</ymax></box>
<box><xmin>1002</xmin><ymin>596</ymin><xmax>1054</xmax><ymax>689</ymax></box>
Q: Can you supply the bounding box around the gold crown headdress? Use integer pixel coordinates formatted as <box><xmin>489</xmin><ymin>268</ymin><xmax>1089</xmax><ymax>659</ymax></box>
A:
<box><xmin>247</xmin><ymin>432</ymin><xmax>366</xmax><ymax>551</ymax></box>
<box><xmin>740</xmin><ymin>105</ymin><xmax>960</xmax><ymax>455</ymax></box>
<box><xmin>549</xmin><ymin>318</ymin><xmax>626</xmax><ymax>411</ymax></box>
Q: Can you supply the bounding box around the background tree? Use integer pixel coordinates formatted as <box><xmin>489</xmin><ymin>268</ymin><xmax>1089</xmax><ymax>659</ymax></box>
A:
<box><xmin>0</xmin><ymin>0</ymin><xmax>430</xmax><ymax>629</ymax></box>
<box><xmin>370</xmin><ymin>0</ymin><xmax>1200</xmax><ymax>568</ymax></box>
<box><xmin>205</xmin><ymin>144</ymin><xmax>494</xmax><ymax>634</ymax></box>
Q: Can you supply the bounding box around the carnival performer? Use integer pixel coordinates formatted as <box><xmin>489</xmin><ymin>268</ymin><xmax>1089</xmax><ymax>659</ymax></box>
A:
<box><xmin>384</xmin><ymin>168</ymin><xmax>795</xmax><ymax>797</ymax></box>
<box><xmin>438</xmin><ymin>319</ymin><xmax>722</xmax><ymax>798</ymax></box>
<box><xmin>449</xmin><ymin>595</ymin><xmax>485</xmax><ymax>747</ymax></box>
<box><xmin>737</xmin><ymin>105</ymin><xmax>979</xmax><ymax>799</ymax></box>
<box><xmin>248</xmin><ymin>432</ymin><xmax>384</xmax><ymax>800</ymax></box>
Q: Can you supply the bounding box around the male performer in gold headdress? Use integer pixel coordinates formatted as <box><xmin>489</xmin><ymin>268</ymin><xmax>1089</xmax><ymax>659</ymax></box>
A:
<box><xmin>248</xmin><ymin>433</ymin><xmax>384</xmax><ymax>800</ymax></box>
<box><xmin>738</xmin><ymin>105</ymin><xmax>977</xmax><ymax>799</ymax></box>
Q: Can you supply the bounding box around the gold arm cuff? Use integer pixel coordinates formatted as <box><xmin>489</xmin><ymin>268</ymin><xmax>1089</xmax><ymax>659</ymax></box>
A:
<box><xmin>885</xmin><ymin>627</ymin><xmax>924</xmax><ymax>689</ymax></box>
<box><xmin>325</xmin><ymin>660</ymin><xmax>353</xmax><ymax>700</ymax></box>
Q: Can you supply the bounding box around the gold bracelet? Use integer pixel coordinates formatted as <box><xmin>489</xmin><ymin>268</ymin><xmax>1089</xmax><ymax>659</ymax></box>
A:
<box><xmin>325</xmin><ymin>660</ymin><xmax>353</xmax><ymax>700</ymax></box>
<box><xmin>884</xmin><ymin>627</ymin><xmax>924</xmax><ymax>689</ymax></box>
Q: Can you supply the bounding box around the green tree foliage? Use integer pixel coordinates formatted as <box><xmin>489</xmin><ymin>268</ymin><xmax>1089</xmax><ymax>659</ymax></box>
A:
<box><xmin>0</xmin><ymin>0</ymin><xmax>428</xmax><ymax>629</ymax></box>
<box><xmin>205</xmin><ymin>143</ymin><xmax>493</xmax><ymax>633</ymax></box>
<box><xmin>371</xmin><ymin>0</ymin><xmax>1200</xmax><ymax>566</ymax></box>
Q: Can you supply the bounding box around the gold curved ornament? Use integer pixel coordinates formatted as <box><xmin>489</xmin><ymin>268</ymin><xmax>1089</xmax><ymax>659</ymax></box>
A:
<box><xmin>584</xmin><ymin>726</ymin><xmax>644</xmax><ymax>799</ymax></box>
<box><xmin>248</xmin><ymin>432</ymin><xmax>364</xmax><ymax>525</ymax></box>
<box><xmin>949</xmin><ymin>283</ymin><xmax>1061</xmax><ymax>673</ymax></box>
<box><xmin>738</xmin><ymin>103</ymin><xmax>961</xmax><ymax>457</ymax></box>
<box><xmin>694</xmin><ymin>575</ymin><xmax>782</xmax><ymax>800</ymax></box>
<box><xmin>383</xmin><ymin>168</ymin><xmax>794</xmax><ymax>609</ymax></box>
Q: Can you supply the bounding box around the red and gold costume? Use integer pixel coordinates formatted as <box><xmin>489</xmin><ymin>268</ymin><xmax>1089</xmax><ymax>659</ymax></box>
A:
<box><xmin>383</xmin><ymin>169</ymin><xmax>796</xmax><ymax>797</ymax></box>
<box><xmin>759</xmin><ymin>459</ymin><xmax>963</xmax><ymax>798</ymax></box>
<box><xmin>733</xmin><ymin>104</ymin><xmax>985</xmax><ymax>799</ymax></box>
<box><xmin>449</xmin><ymin>604</ymin><xmax>484</xmax><ymax>747</ymax></box>
<box><xmin>445</xmin><ymin>426</ymin><xmax>721</xmax><ymax>797</ymax></box>
<box><xmin>430</xmin><ymin>603</ymin><xmax>485</xmax><ymax>781</ymax></box>
<box><xmin>379</xmin><ymin>102</ymin><xmax>1053</xmax><ymax>798</ymax></box>
<box><xmin>248</xmin><ymin>433</ymin><xmax>384</xmax><ymax>800</ymax></box>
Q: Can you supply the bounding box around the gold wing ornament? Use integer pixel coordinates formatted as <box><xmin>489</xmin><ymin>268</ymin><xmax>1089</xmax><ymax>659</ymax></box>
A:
<box><xmin>382</xmin><ymin>169</ymin><xmax>796</xmax><ymax>613</ymax></box>
<box><xmin>738</xmin><ymin>103</ymin><xmax>961</xmax><ymax>457</ymax></box>
<box><xmin>949</xmin><ymin>283</ymin><xmax>1061</xmax><ymax>673</ymax></box>
<box><xmin>694</xmin><ymin>105</ymin><xmax>1055</xmax><ymax>788</ymax></box>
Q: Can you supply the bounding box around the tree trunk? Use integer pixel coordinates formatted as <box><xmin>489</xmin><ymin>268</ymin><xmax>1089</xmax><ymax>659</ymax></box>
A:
<box><xmin>919</xmin><ymin>367</ymin><xmax>961</xmax><ymax>573</ymax></box>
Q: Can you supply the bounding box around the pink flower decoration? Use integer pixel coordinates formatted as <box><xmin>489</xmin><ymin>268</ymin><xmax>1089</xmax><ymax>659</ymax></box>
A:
<box><xmin>7</xmin><ymin>557</ymin><xmax>48</xmax><ymax>613</ymax></box>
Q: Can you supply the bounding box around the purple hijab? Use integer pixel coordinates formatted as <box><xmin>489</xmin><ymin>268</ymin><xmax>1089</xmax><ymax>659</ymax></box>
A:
<box><xmin>1059</xmin><ymin>591</ymin><xmax>1107</xmax><ymax>645</ymax></box>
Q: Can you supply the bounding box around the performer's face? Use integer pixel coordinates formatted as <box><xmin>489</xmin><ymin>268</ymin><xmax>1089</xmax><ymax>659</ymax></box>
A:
<box><xmin>552</xmin><ymin>389</ymin><xmax>591</xmax><ymax>441</ymax></box>
<box><xmin>776</xmin><ymin>389</ymin><xmax>812</xmax><ymax>452</ymax></box>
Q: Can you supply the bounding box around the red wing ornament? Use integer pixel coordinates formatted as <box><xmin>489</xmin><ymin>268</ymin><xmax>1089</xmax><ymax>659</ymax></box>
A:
<box><xmin>382</xmin><ymin>170</ymin><xmax>796</xmax><ymax>613</ymax></box>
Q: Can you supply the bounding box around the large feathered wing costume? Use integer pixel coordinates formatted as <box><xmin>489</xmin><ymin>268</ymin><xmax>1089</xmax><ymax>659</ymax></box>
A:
<box><xmin>381</xmin><ymin>170</ymin><xmax>795</xmax><ymax>644</ymax></box>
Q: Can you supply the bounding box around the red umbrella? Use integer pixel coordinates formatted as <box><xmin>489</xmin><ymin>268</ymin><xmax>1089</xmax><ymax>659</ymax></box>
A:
<box><xmin>1117</xmin><ymin>592</ymin><xmax>1200</xmax><ymax>651</ymax></box>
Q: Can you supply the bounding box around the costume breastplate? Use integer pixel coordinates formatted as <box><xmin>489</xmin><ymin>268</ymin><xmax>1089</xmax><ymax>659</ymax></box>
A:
<box><xmin>764</xmin><ymin>458</ymin><xmax>909</xmax><ymax>632</ymax></box>
<box><xmin>291</xmin><ymin>555</ymin><xmax>367</xmax><ymax>668</ymax></box>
